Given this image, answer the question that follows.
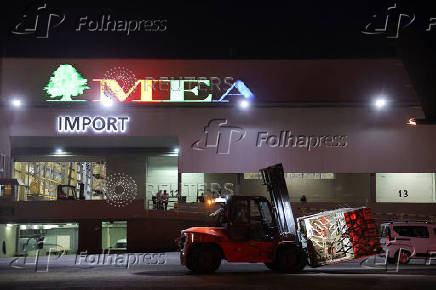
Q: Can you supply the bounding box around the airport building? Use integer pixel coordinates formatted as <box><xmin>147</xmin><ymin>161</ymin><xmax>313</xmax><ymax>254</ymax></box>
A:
<box><xmin>1</xmin><ymin>58</ymin><xmax>435</xmax><ymax>257</ymax></box>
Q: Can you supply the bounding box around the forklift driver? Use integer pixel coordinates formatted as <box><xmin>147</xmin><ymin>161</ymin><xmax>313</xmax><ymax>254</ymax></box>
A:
<box><xmin>227</xmin><ymin>200</ymin><xmax>251</xmax><ymax>241</ymax></box>
<box><xmin>234</xmin><ymin>204</ymin><xmax>249</xmax><ymax>224</ymax></box>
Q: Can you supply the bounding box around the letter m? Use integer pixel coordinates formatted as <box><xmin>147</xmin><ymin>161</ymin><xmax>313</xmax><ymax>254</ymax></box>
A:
<box><xmin>93</xmin><ymin>79</ymin><xmax>142</xmax><ymax>102</ymax></box>
<box><xmin>65</xmin><ymin>117</ymin><xmax>79</xmax><ymax>131</ymax></box>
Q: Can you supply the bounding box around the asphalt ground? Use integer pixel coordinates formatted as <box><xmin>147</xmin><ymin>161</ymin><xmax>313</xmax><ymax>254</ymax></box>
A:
<box><xmin>1</xmin><ymin>252</ymin><xmax>436</xmax><ymax>289</ymax></box>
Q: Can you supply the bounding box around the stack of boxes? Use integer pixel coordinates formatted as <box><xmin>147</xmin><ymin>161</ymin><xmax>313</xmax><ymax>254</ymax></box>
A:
<box><xmin>297</xmin><ymin>207</ymin><xmax>382</xmax><ymax>266</ymax></box>
<box><xmin>91</xmin><ymin>162</ymin><xmax>107</xmax><ymax>199</ymax></box>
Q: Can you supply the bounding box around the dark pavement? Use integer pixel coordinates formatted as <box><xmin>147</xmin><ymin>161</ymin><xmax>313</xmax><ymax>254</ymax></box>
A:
<box><xmin>1</xmin><ymin>252</ymin><xmax>436</xmax><ymax>289</ymax></box>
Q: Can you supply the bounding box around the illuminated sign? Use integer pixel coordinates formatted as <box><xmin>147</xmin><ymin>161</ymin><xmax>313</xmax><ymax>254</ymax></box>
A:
<box><xmin>57</xmin><ymin>116</ymin><xmax>129</xmax><ymax>133</ymax></box>
<box><xmin>45</xmin><ymin>65</ymin><xmax>254</xmax><ymax>103</ymax></box>
<box><xmin>45</xmin><ymin>65</ymin><xmax>90</xmax><ymax>102</ymax></box>
<box><xmin>93</xmin><ymin>79</ymin><xmax>213</xmax><ymax>103</ymax></box>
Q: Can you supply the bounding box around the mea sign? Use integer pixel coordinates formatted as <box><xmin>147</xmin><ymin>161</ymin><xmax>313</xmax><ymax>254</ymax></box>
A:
<box><xmin>44</xmin><ymin>64</ymin><xmax>254</xmax><ymax>103</ymax></box>
<box><xmin>57</xmin><ymin>116</ymin><xmax>129</xmax><ymax>133</ymax></box>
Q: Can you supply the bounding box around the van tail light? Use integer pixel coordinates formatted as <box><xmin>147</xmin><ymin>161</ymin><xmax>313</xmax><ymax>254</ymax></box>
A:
<box><xmin>386</xmin><ymin>232</ymin><xmax>392</xmax><ymax>244</ymax></box>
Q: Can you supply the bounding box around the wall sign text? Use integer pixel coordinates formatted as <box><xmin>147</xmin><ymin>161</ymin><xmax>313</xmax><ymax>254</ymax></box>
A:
<box><xmin>45</xmin><ymin>64</ymin><xmax>254</xmax><ymax>104</ymax></box>
<box><xmin>57</xmin><ymin>116</ymin><xmax>130</xmax><ymax>133</ymax></box>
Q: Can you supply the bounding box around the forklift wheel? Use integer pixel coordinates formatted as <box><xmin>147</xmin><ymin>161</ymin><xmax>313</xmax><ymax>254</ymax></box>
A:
<box><xmin>264</xmin><ymin>262</ymin><xmax>279</xmax><ymax>271</ymax></box>
<box><xmin>277</xmin><ymin>247</ymin><xmax>306</xmax><ymax>273</ymax></box>
<box><xmin>187</xmin><ymin>245</ymin><xmax>221</xmax><ymax>274</ymax></box>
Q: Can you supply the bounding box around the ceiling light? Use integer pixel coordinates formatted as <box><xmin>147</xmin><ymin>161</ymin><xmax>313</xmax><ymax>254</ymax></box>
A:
<box><xmin>238</xmin><ymin>99</ymin><xmax>250</xmax><ymax>109</ymax></box>
<box><xmin>11</xmin><ymin>99</ymin><xmax>22</xmax><ymax>107</ymax></box>
<box><xmin>374</xmin><ymin>98</ymin><xmax>387</xmax><ymax>109</ymax></box>
<box><xmin>55</xmin><ymin>148</ymin><xmax>65</xmax><ymax>154</ymax></box>
<box><xmin>102</xmin><ymin>97</ymin><xmax>113</xmax><ymax>107</ymax></box>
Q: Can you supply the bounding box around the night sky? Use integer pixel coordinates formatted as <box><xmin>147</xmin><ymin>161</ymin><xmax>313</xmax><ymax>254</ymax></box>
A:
<box><xmin>0</xmin><ymin>0</ymin><xmax>434</xmax><ymax>59</ymax></box>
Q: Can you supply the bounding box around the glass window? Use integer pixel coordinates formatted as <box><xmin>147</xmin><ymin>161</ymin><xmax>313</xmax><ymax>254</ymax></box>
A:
<box><xmin>376</xmin><ymin>173</ymin><xmax>434</xmax><ymax>203</ymax></box>
<box><xmin>393</xmin><ymin>226</ymin><xmax>429</xmax><ymax>238</ymax></box>
<box><xmin>380</xmin><ymin>225</ymin><xmax>390</xmax><ymax>237</ymax></box>
<box><xmin>13</xmin><ymin>161</ymin><xmax>106</xmax><ymax>201</ymax></box>
<box><xmin>146</xmin><ymin>156</ymin><xmax>178</xmax><ymax>208</ymax></box>
<box><xmin>250</xmin><ymin>200</ymin><xmax>261</xmax><ymax>219</ymax></box>
<box><xmin>102</xmin><ymin>221</ymin><xmax>127</xmax><ymax>250</ymax></box>
<box><xmin>232</xmin><ymin>200</ymin><xmax>249</xmax><ymax>224</ymax></box>
<box><xmin>258</xmin><ymin>201</ymin><xmax>274</xmax><ymax>228</ymax></box>
<box><xmin>17</xmin><ymin>223</ymin><xmax>78</xmax><ymax>256</ymax></box>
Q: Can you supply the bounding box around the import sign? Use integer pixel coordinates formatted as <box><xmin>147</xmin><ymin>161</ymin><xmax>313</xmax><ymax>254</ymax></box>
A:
<box><xmin>57</xmin><ymin>116</ymin><xmax>130</xmax><ymax>133</ymax></box>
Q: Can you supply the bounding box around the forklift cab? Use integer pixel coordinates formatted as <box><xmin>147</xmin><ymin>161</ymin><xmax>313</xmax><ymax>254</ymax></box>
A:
<box><xmin>224</xmin><ymin>196</ymin><xmax>278</xmax><ymax>242</ymax></box>
<box><xmin>57</xmin><ymin>185</ymin><xmax>77</xmax><ymax>200</ymax></box>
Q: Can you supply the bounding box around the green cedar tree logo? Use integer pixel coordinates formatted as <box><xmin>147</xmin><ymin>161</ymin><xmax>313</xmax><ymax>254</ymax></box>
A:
<box><xmin>45</xmin><ymin>64</ymin><xmax>90</xmax><ymax>101</ymax></box>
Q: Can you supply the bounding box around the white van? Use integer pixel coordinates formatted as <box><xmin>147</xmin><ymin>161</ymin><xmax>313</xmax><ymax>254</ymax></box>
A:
<box><xmin>380</xmin><ymin>222</ymin><xmax>436</xmax><ymax>264</ymax></box>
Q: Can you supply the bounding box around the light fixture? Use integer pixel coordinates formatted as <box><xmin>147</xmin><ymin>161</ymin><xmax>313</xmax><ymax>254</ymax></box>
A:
<box><xmin>407</xmin><ymin>118</ymin><xmax>417</xmax><ymax>126</ymax></box>
<box><xmin>102</xmin><ymin>97</ymin><xmax>113</xmax><ymax>107</ymax></box>
<box><xmin>55</xmin><ymin>147</ymin><xmax>65</xmax><ymax>154</ymax></box>
<box><xmin>206</xmin><ymin>199</ymin><xmax>215</xmax><ymax>207</ymax></box>
<box><xmin>173</xmin><ymin>147</ymin><xmax>180</xmax><ymax>154</ymax></box>
<box><xmin>406</xmin><ymin>118</ymin><xmax>436</xmax><ymax>126</ymax></box>
<box><xmin>374</xmin><ymin>97</ymin><xmax>387</xmax><ymax>109</ymax></box>
<box><xmin>238</xmin><ymin>99</ymin><xmax>250</xmax><ymax>109</ymax></box>
<box><xmin>214</xmin><ymin>197</ymin><xmax>227</xmax><ymax>203</ymax></box>
<box><xmin>11</xmin><ymin>99</ymin><xmax>22</xmax><ymax>107</ymax></box>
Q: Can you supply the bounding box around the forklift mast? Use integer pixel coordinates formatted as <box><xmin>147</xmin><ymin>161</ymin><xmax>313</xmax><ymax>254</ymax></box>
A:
<box><xmin>260</xmin><ymin>164</ymin><xmax>296</xmax><ymax>237</ymax></box>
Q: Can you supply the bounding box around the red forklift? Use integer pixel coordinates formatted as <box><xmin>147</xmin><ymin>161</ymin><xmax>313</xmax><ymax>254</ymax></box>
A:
<box><xmin>179</xmin><ymin>164</ymin><xmax>307</xmax><ymax>273</ymax></box>
<box><xmin>179</xmin><ymin>164</ymin><xmax>381</xmax><ymax>273</ymax></box>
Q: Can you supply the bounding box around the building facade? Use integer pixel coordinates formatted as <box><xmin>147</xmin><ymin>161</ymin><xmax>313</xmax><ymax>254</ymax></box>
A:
<box><xmin>1</xmin><ymin>58</ymin><xmax>435</xmax><ymax>257</ymax></box>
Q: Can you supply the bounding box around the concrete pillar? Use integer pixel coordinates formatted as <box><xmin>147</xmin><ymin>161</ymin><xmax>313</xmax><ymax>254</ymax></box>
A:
<box><xmin>236</xmin><ymin>173</ymin><xmax>243</xmax><ymax>195</ymax></box>
<box><xmin>370</xmin><ymin>173</ymin><xmax>376</xmax><ymax>203</ymax></box>
<box><xmin>0</xmin><ymin>224</ymin><xmax>17</xmax><ymax>257</ymax></box>
<box><xmin>78</xmin><ymin>220</ymin><xmax>102</xmax><ymax>254</ymax></box>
